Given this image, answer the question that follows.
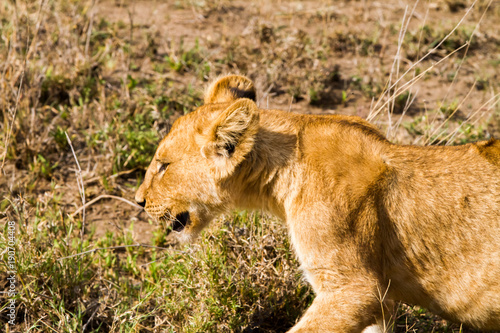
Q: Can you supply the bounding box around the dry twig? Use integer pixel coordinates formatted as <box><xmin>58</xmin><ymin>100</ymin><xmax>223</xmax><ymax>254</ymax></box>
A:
<box><xmin>65</xmin><ymin>132</ymin><xmax>86</xmax><ymax>240</ymax></box>
<box><xmin>71</xmin><ymin>194</ymin><xmax>143</xmax><ymax>217</ymax></box>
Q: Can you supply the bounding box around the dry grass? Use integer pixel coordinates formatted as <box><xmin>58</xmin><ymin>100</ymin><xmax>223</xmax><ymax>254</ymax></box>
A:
<box><xmin>1</xmin><ymin>0</ymin><xmax>500</xmax><ymax>332</ymax></box>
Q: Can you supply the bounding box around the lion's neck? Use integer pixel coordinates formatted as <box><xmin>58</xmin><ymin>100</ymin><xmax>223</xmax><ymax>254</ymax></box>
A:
<box><xmin>224</xmin><ymin>110</ymin><xmax>300</xmax><ymax>219</ymax></box>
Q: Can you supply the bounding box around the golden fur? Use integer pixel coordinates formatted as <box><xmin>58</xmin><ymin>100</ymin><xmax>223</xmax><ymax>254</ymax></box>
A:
<box><xmin>136</xmin><ymin>75</ymin><xmax>500</xmax><ymax>332</ymax></box>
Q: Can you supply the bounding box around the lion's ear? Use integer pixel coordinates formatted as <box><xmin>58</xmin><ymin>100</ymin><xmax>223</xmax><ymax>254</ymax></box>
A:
<box><xmin>204</xmin><ymin>75</ymin><xmax>256</xmax><ymax>104</ymax></box>
<box><xmin>201</xmin><ymin>98</ymin><xmax>259</xmax><ymax>177</ymax></box>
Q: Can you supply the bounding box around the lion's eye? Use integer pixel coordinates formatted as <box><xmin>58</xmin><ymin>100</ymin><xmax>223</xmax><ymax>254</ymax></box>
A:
<box><xmin>158</xmin><ymin>162</ymin><xmax>169</xmax><ymax>173</ymax></box>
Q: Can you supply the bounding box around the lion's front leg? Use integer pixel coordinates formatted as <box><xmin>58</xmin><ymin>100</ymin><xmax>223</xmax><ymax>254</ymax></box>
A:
<box><xmin>287</xmin><ymin>282</ymin><xmax>385</xmax><ymax>333</ymax></box>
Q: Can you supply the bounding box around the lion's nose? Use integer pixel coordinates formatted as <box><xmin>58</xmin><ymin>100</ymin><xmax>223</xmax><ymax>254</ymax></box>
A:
<box><xmin>135</xmin><ymin>193</ymin><xmax>146</xmax><ymax>207</ymax></box>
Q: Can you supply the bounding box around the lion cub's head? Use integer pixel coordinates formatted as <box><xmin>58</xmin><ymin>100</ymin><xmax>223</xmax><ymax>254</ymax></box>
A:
<box><xmin>135</xmin><ymin>75</ymin><xmax>259</xmax><ymax>244</ymax></box>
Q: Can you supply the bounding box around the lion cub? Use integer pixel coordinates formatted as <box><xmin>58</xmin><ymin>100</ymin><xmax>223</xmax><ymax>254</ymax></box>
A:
<box><xmin>136</xmin><ymin>75</ymin><xmax>500</xmax><ymax>332</ymax></box>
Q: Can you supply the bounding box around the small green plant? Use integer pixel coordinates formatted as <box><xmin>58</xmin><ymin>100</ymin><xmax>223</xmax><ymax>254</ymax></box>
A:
<box><xmin>127</xmin><ymin>74</ymin><xmax>138</xmax><ymax>90</ymax></box>
<box><xmin>439</xmin><ymin>100</ymin><xmax>459</xmax><ymax>117</ymax></box>
<box><xmin>165</xmin><ymin>38</ymin><xmax>211</xmax><ymax>79</ymax></box>
<box><xmin>308</xmin><ymin>86</ymin><xmax>320</xmax><ymax>104</ymax></box>
<box><xmin>51</xmin><ymin>126</ymin><xmax>68</xmax><ymax>149</ymax></box>
<box><xmin>341</xmin><ymin>90</ymin><xmax>348</xmax><ymax>104</ymax></box>
<box><xmin>30</xmin><ymin>154</ymin><xmax>59</xmax><ymax>179</ymax></box>
<box><xmin>455</xmin><ymin>122</ymin><xmax>486</xmax><ymax>144</ymax></box>
<box><xmin>404</xmin><ymin>115</ymin><xmax>428</xmax><ymax>137</ymax></box>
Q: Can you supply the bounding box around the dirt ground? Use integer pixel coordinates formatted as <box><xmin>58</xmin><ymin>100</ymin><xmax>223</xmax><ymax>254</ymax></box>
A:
<box><xmin>96</xmin><ymin>0</ymin><xmax>499</xmax><ymax>115</ymax></box>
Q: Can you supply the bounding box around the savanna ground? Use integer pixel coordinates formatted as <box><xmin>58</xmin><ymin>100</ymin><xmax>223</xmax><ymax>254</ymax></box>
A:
<box><xmin>1</xmin><ymin>0</ymin><xmax>500</xmax><ymax>332</ymax></box>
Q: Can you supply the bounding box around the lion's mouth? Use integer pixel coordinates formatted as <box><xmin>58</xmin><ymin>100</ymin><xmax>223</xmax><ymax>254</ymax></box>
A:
<box><xmin>172</xmin><ymin>211</ymin><xmax>190</xmax><ymax>232</ymax></box>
